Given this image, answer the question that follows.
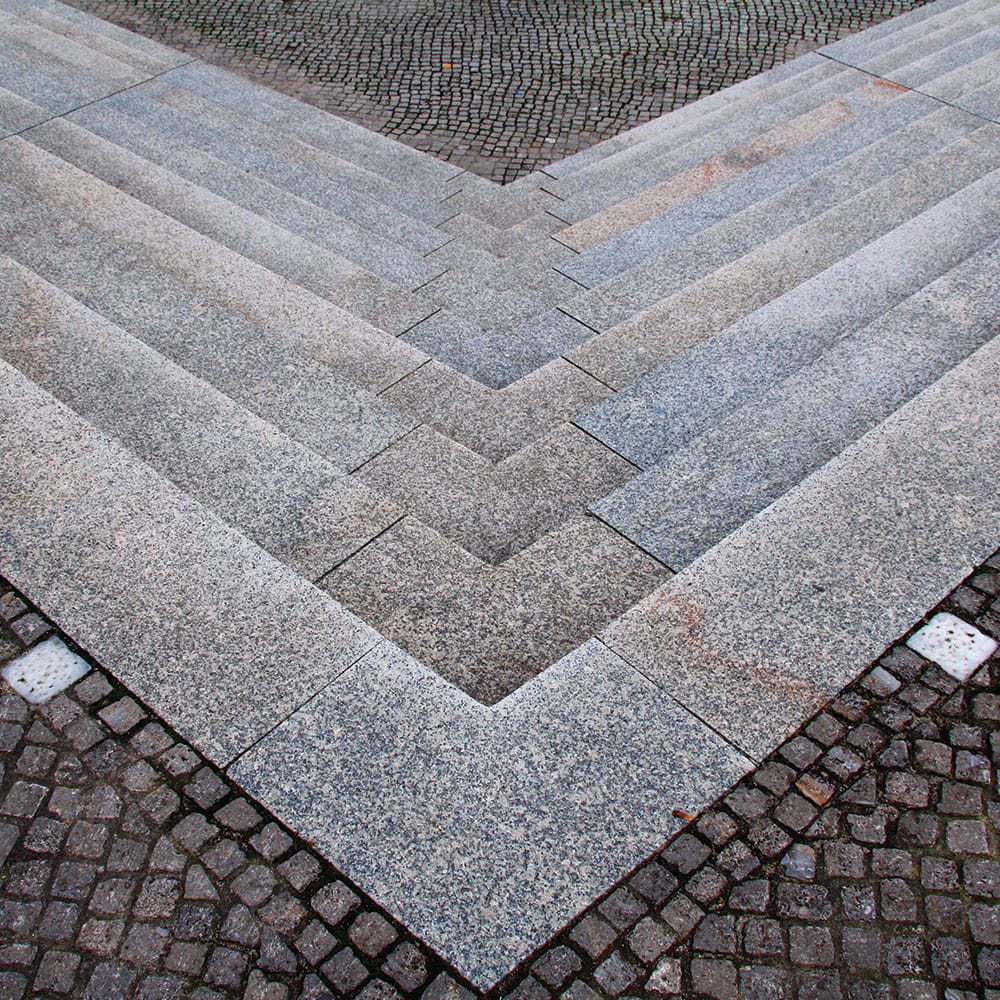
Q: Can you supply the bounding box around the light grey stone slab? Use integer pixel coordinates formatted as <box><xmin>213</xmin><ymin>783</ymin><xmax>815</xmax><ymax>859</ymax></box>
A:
<box><xmin>0</xmin><ymin>83</ymin><xmax>46</xmax><ymax>137</ymax></box>
<box><xmin>602</xmin><ymin>331</ymin><xmax>1000</xmax><ymax>761</ymax></box>
<box><xmin>567</xmin><ymin>124</ymin><xmax>1000</xmax><ymax>388</ymax></box>
<box><xmin>563</xmin><ymin>96</ymin><xmax>968</xmax><ymax>328</ymax></box>
<box><xmin>593</xmin><ymin>240</ymin><xmax>1000</xmax><ymax>566</ymax></box>
<box><xmin>575</xmin><ymin>164</ymin><xmax>1000</xmax><ymax>465</ymax></box>
<box><xmin>818</xmin><ymin>0</ymin><xmax>996</xmax><ymax>69</ymax></box>
<box><xmin>552</xmin><ymin>59</ymin><xmax>861</xmax><ymax>220</ymax></box>
<box><xmin>559</xmin><ymin>86</ymin><xmax>943</xmax><ymax>290</ymax></box>
<box><xmin>0</xmin><ymin>257</ymin><xmax>401</xmax><ymax>579</ymax></box>
<box><xmin>0</xmin><ymin>136</ymin><xmax>428</xmax><ymax>392</ymax></box>
<box><xmin>115</xmin><ymin>81</ymin><xmax>450</xmax><ymax>255</ymax></box>
<box><xmin>65</xmin><ymin>99</ymin><xmax>443</xmax><ymax>293</ymax></box>
<box><xmin>0</xmin><ymin>34</ymin><xmax>125</xmax><ymax>115</ymax></box>
<box><xmin>0</xmin><ymin>9</ymin><xmax>152</xmax><ymax>89</ymax></box>
<box><xmin>29</xmin><ymin>115</ymin><xmax>435</xmax><ymax>333</ymax></box>
<box><xmin>2</xmin><ymin>0</ymin><xmax>189</xmax><ymax>66</ymax></box>
<box><xmin>0</xmin><ymin>362</ymin><xmax>381</xmax><ymax>764</ymax></box>
<box><xmin>402</xmin><ymin>307</ymin><xmax>594</xmax><ymax>388</ymax></box>
<box><xmin>230</xmin><ymin>639</ymin><xmax>750</xmax><ymax>989</ymax></box>
<box><xmin>0</xmin><ymin>182</ymin><xmax>416</xmax><ymax>469</ymax></box>
<box><xmin>161</xmin><ymin>59</ymin><xmax>459</xmax><ymax>188</ymax></box>
<box><xmin>382</xmin><ymin>358</ymin><xmax>610</xmax><ymax>461</ymax></box>
<box><xmin>543</xmin><ymin>52</ymin><xmax>831</xmax><ymax>183</ymax></box>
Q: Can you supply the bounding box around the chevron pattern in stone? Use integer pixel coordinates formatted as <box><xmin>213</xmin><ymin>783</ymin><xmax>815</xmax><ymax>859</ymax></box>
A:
<box><xmin>1</xmin><ymin>0</ymin><xmax>999</xmax><ymax>987</ymax></box>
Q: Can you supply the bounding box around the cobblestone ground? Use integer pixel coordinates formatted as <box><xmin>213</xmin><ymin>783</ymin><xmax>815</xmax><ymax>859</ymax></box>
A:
<box><xmin>62</xmin><ymin>0</ymin><xmax>933</xmax><ymax>182</ymax></box>
<box><xmin>0</xmin><ymin>550</ymin><xmax>997</xmax><ymax>998</ymax></box>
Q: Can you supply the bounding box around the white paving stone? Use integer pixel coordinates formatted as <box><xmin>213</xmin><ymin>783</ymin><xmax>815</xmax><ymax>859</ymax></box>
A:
<box><xmin>906</xmin><ymin>611</ymin><xmax>998</xmax><ymax>680</ymax></box>
<box><xmin>1</xmin><ymin>636</ymin><xmax>90</xmax><ymax>703</ymax></box>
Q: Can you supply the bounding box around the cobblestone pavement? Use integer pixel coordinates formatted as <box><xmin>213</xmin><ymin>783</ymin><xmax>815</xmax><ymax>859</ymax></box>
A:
<box><xmin>0</xmin><ymin>550</ymin><xmax>997</xmax><ymax>998</ymax></box>
<box><xmin>59</xmin><ymin>0</ymin><xmax>934</xmax><ymax>182</ymax></box>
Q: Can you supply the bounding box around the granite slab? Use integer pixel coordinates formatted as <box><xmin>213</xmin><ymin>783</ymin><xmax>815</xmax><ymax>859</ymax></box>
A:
<box><xmin>591</xmin><ymin>239</ymin><xmax>1000</xmax><ymax>566</ymax></box>
<box><xmin>229</xmin><ymin>639</ymin><xmax>750</xmax><ymax>989</ymax></box>
<box><xmin>325</xmin><ymin>516</ymin><xmax>667</xmax><ymax>703</ymax></box>
<box><xmin>0</xmin><ymin>182</ymin><xmax>416</xmax><ymax>470</ymax></box>
<box><xmin>576</xmin><ymin>162</ymin><xmax>1000</xmax><ymax>467</ymax></box>
<box><xmin>0</xmin><ymin>257</ymin><xmax>401</xmax><ymax>580</ymax></box>
<box><xmin>568</xmin><ymin>123</ymin><xmax>1000</xmax><ymax>389</ymax></box>
<box><xmin>602</xmin><ymin>331</ymin><xmax>1000</xmax><ymax>761</ymax></box>
<box><xmin>0</xmin><ymin>362</ymin><xmax>381</xmax><ymax>764</ymax></box>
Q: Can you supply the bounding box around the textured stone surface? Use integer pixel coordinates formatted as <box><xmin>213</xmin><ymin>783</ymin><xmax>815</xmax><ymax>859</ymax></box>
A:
<box><xmin>602</xmin><ymin>334</ymin><xmax>1000</xmax><ymax>759</ymax></box>
<box><xmin>0</xmin><ymin>364</ymin><xmax>380</xmax><ymax>764</ymax></box>
<box><xmin>231</xmin><ymin>639</ymin><xmax>750</xmax><ymax>988</ymax></box>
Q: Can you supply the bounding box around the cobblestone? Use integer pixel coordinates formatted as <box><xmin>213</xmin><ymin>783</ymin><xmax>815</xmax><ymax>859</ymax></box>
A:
<box><xmin>58</xmin><ymin>0</ymin><xmax>934</xmax><ymax>183</ymax></box>
<box><xmin>1</xmin><ymin>546</ymin><xmax>999</xmax><ymax>997</ymax></box>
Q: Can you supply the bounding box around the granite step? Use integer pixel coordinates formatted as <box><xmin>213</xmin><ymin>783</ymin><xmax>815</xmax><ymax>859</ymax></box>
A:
<box><xmin>162</xmin><ymin>59</ymin><xmax>459</xmax><ymax>190</ymax></box>
<box><xmin>0</xmin><ymin>257</ymin><xmax>400</xmax><ymax>580</ymax></box>
<box><xmin>0</xmin><ymin>359</ymin><xmax>381</xmax><ymax>766</ymax></box>
<box><xmin>401</xmin><ymin>306</ymin><xmax>596</xmax><ymax>389</ymax></box>
<box><xmin>591</xmin><ymin>240</ymin><xmax>1000</xmax><ymax>568</ymax></box>
<box><xmin>0</xmin><ymin>135</ymin><xmax>428</xmax><ymax>392</ymax></box>
<box><xmin>26</xmin><ymin>116</ymin><xmax>436</xmax><ymax>334</ymax></box>
<box><xmin>60</xmin><ymin>99</ymin><xmax>444</xmax><ymax>293</ymax></box>
<box><xmin>0</xmin><ymin>181</ymin><xmax>416</xmax><ymax>469</ymax></box>
<box><xmin>121</xmin><ymin>64</ymin><xmax>455</xmax><ymax>225</ymax></box>
<box><xmin>0</xmin><ymin>9</ymin><xmax>160</xmax><ymax>90</ymax></box>
<box><xmin>549</xmin><ymin>58</ymin><xmax>869</xmax><ymax>220</ymax></box>
<box><xmin>0</xmin><ymin>29</ymin><xmax>139</xmax><ymax>117</ymax></box>
<box><xmin>818</xmin><ymin>0</ymin><xmax>996</xmax><ymax>68</ymax></box>
<box><xmin>354</xmin><ymin>423</ymin><xmax>637</xmax><ymax>564</ymax></box>
<box><xmin>559</xmin><ymin>85</ymin><xmax>945</xmax><ymax>288</ymax></box>
<box><xmin>0</xmin><ymin>83</ymin><xmax>47</xmax><ymax>137</ymax></box>
<box><xmin>0</xmin><ymin>2</ymin><xmax>181</xmax><ymax>78</ymax></box>
<box><xmin>381</xmin><ymin>359</ymin><xmax>611</xmax><ymax>462</ymax></box>
<box><xmin>575</xmin><ymin>163</ymin><xmax>1000</xmax><ymax>463</ymax></box>
<box><xmin>541</xmin><ymin>50</ymin><xmax>833</xmax><ymax>181</ymax></box>
<box><xmin>563</xmin><ymin>101</ymin><xmax>980</xmax><ymax>330</ymax></box>
<box><xmin>1</xmin><ymin>0</ymin><xmax>184</xmax><ymax>65</ymax></box>
<box><xmin>601</xmin><ymin>326</ymin><xmax>1000</xmax><ymax>761</ymax></box>
<box><xmin>323</xmin><ymin>515</ymin><xmax>667</xmax><ymax>705</ymax></box>
<box><xmin>96</xmin><ymin>84</ymin><xmax>450</xmax><ymax>256</ymax></box>
<box><xmin>566</xmin><ymin>125</ymin><xmax>1000</xmax><ymax>388</ymax></box>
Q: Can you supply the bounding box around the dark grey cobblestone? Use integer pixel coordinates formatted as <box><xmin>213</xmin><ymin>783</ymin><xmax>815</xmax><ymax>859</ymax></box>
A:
<box><xmin>496</xmin><ymin>553</ymin><xmax>1000</xmax><ymax>998</ymax></box>
<box><xmin>59</xmin><ymin>0</ymin><xmax>934</xmax><ymax>183</ymax></box>
<box><xmin>0</xmin><ymin>580</ymin><xmax>468</xmax><ymax>999</ymax></box>
<box><xmin>1</xmin><ymin>554</ymin><xmax>999</xmax><ymax>997</ymax></box>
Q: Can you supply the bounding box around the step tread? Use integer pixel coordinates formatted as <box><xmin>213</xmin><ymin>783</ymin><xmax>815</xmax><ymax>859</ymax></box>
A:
<box><xmin>0</xmin><ymin>360</ymin><xmax>381</xmax><ymax>766</ymax></box>
<box><xmin>592</xmin><ymin>240</ymin><xmax>1000</xmax><ymax>567</ymax></box>
<box><xmin>0</xmin><ymin>257</ymin><xmax>401</xmax><ymax>579</ymax></box>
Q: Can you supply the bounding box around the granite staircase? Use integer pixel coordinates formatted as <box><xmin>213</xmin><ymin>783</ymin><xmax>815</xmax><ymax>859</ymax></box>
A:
<box><xmin>0</xmin><ymin>0</ymin><xmax>998</xmax><ymax>986</ymax></box>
